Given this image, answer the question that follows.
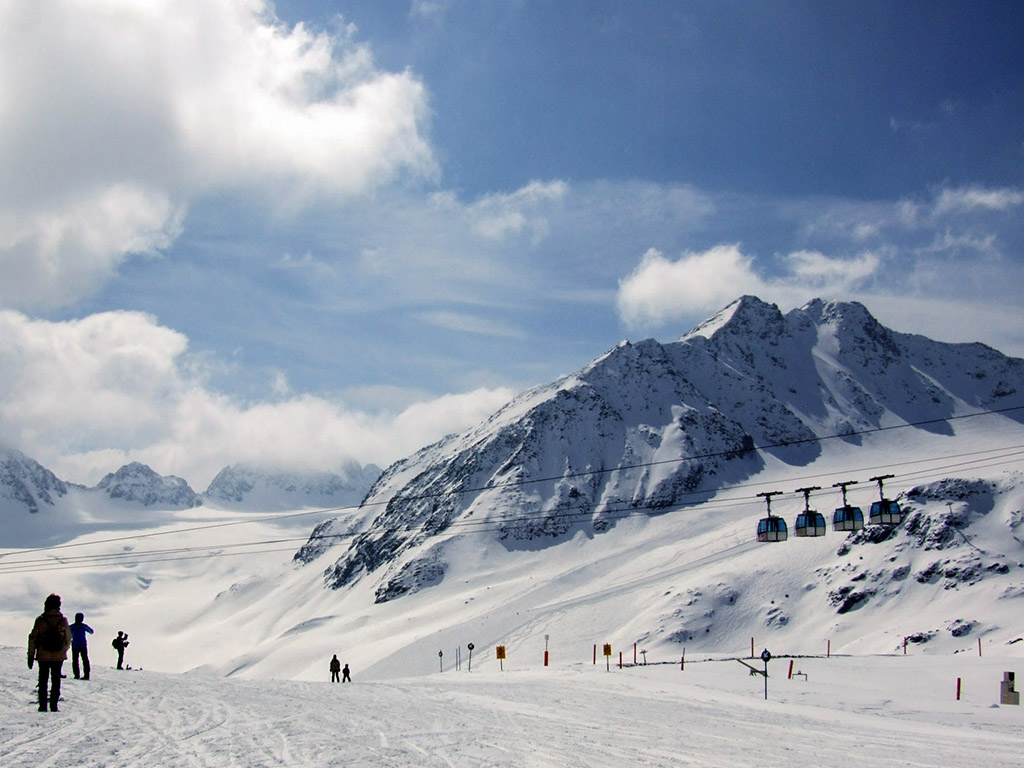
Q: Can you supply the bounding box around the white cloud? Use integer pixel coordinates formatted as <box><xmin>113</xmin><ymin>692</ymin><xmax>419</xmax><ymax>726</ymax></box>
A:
<box><xmin>0</xmin><ymin>184</ymin><xmax>184</xmax><ymax>309</ymax></box>
<box><xmin>616</xmin><ymin>245</ymin><xmax>766</xmax><ymax>326</ymax></box>
<box><xmin>410</xmin><ymin>0</ymin><xmax>451</xmax><ymax>21</ymax></box>
<box><xmin>468</xmin><ymin>180</ymin><xmax>568</xmax><ymax>243</ymax></box>
<box><xmin>0</xmin><ymin>310</ymin><xmax>514</xmax><ymax>488</ymax></box>
<box><xmin>616</xmin><ymin>245</ymin><xmax>883</xmax><ymax>328</ymax></box>
<box><xmin>785</xmin><ymin>250</ymin><xmax>879</xmax><ymax>287</ymax></box>
<box><xmin>420</xmin><ymin>310</ymin><xmax>526</xmax><ymax>339</ymax></box>
<box><xmin>0</xmin><ymin>0</ymin><xmax>435</xmax><ymax>310</ymax></box>
<box><xmin>932</xmin><ymin>186</ymin><xmax>1024</xmax><ymax>216</ymax></box>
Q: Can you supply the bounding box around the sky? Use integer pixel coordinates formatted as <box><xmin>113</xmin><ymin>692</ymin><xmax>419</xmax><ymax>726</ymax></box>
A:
<box><xmin>1</xmin><ymin>0</ymin><xmax>1022</xmax><ymax>488</ymax></box>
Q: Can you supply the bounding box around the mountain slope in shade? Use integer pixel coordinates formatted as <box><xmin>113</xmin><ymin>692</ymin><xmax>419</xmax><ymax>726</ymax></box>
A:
<box><xmin>297</xmin><ymin>297</ymin><xmax>1024</xmax><ymax>607</ymax></box>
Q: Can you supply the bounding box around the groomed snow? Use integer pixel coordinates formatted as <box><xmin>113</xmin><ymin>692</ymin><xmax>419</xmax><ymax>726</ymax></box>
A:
<box><xmin>2</xmin><ymin>646</ymin><xmax>1021</xmax><ymax>767</ymax></box>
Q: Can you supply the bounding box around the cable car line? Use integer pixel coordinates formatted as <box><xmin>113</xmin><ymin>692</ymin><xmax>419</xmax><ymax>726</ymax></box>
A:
<box><xmin>2</xmin><ymin>440</ymin><xmax>1021</xmax><ymax>574</ymax></box>
<box><xmin>1</xmin><ymin>408</ymin><xmax>1022</xmax><ymax>574</ymax></box>
<box><xmin>1</xmin><ymin>440</ymin><xmax>1020</xmax><ymax>576</ymax></box>
<box><xmin>3</xmin><ymin>439</ymin><xmax>1023</xmax><ymax>572</ymax></box>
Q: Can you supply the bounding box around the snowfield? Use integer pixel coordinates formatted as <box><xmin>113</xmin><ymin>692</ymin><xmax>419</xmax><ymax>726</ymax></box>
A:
<box><xmin>4</xmin><ymin>298</ymin><xmax>1024</xmax><ymax>765</ymax></box>
<box><xmin>2</xmin><ymin>646</ymin><xmax>1022</xmax><ymax>767</ymax></box>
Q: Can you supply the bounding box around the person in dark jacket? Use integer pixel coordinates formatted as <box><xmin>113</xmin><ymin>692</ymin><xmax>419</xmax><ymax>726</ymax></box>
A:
<box><xmin>69</xmin><ymin>612</ymin><xmax>94</xmax><ymax>680</ymax></box>
<box><xmin>28</xmin><ymin>593</ymin><xmax>72</xmax><ymax>712</ymax></box>
<box><xmin>112</xmin><ymin>631</ymin><xmax>129</xmax><ymax>670</ymax></box>
<box><xmin>330</xmin><ymin>654</ymin><xmax>341</xmax><ymax>682</ymax></box>
<box><xmin>342</xmin><ymin>663</ymin><xmax>351</xmax><ymax>683</ymax></box>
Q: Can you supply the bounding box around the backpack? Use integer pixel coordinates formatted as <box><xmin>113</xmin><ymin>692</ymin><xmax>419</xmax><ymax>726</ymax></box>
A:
<box><xmin>40</xmin><ymin>617</ymin><xmax>64</xmax><ymax>653</ymax></box>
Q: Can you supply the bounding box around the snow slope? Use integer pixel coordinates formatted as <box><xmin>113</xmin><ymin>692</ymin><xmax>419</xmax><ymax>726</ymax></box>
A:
<box><xmin>1</xmin><ymin>646</ymin><xmax>1022</xmax><ymax>767</ymax></box>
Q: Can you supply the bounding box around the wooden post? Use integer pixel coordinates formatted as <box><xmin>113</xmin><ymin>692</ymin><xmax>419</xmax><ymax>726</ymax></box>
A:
<box><xmin>593</xmin><ymin>644</ymin><xmax>596</xmax><ymax>665</ymax></box>
<box><xmin>788</xmin><ymin>659</ymin><xmax>794</xmax><ymax>680</ymax></box>
<box><xmin>903</xmin><ymin>637</ymin><xmax>908</xmax><ymax>655</ymax></box>
<box><xmin>619</xmin><ymin>651</ymin><xmax>622</xmax><ymax>669</ymax></box>
<box><xmin>978</xmin><ymin>638</ymin><xmax>982</xmax><ymax>657</ymax></box>
<box><xmin>956</xmin><ymin>677</ymin><xmax>962</xmax><ymax>700</ymax></box>
<box><xmin>633</xmin><ymin>643</ymin><xmax>637</xmax><ymax>665</ymax></box>
<box><xmin>750</xmin><ymin>637</ymin><xmax>755</xmax><ymax>658</ymax></box>
<box><xmin>827</xmin><ymin>639</ymin><xmax>831</xmax><ymax>658</ymax></box>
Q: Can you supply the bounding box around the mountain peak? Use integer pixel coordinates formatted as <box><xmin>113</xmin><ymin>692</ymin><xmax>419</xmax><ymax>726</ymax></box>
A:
<box><xmin>683</xmin><ymin>295</ymin><xmax>782</xmax><ymax>342</ymax></box>
<box><xmin>96</xmin><ymin>462</ymin><xmax>202</xmax><ymax>508</ymax></box>
<box><xmin>0</xmin><ymin>446</ymin><xmax>68</xmax><ymax>515</ymax></box>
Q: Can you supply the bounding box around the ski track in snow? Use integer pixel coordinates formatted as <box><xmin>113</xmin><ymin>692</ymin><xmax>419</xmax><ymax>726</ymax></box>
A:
<box><xmin>1</xmin><ymin>648</ymin><xmax>1022</xmax><ymax>767</ymax></box>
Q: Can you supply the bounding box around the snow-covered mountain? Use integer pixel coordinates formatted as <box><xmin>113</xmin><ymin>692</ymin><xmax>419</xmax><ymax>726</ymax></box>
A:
<box><xmin>97</xmin><ymin>461</ymin><xmax>203</xmax><ymax>508</ymax></box>
<box><xmin>297</xmin><ymin>297</ymin><xmax>1024</xmax><ymax>605</ymax></box>
<box><xmin>205</xmin><ymin>462</ymin><xmax>381</xmax><ymax>511</ymax></box>
<box><xmin>2</xmin><ymin>296</ymin><xmax>1024</xmax><ymax>686</ymax></box>
<box><xmin>0</xmin><ymin>446</ymin><xmax>68</xmax><ymax>515</ymax></box>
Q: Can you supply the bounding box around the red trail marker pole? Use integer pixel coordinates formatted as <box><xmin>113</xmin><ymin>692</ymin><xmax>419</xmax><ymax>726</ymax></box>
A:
<box><xmin>956</xmin><ymin>677</ymin><xmax>962</xmax><ymax>700</ymax></box>
<box><xmin>788</xmin><ymin>659</ymin><xmax>794</xmax><ymax>680</ymax></box>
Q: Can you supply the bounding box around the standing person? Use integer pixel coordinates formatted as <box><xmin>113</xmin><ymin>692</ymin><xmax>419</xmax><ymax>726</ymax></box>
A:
<box><xmin>342</xmin><ymin>663</ymin><xmax>351</xmax><ymax>683</ymax></box>
<box><xmin>27</xmin><ymin>593</ymin><xmax>71</xmax><ymax>712</ymax></box>
<box><xmin>330</xmin><ymin>654</ymin><xmax>341</xmax><ymax>683</ymax></box>
<box><xmin>112</xmin><ymin>631</ymin><xmax>129</xmax><ymax>670</ymax></box>
<box><xmin>70</xmin><ymin>613</ymin><xmax>94</xmax><ymax>680</ymax></box>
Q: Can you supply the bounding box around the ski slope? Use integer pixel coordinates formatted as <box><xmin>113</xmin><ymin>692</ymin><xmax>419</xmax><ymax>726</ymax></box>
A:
<box><xmin>1</xmin><ymin>646</ymin><xmax>1021</xmax><ymax>767</ymax></box>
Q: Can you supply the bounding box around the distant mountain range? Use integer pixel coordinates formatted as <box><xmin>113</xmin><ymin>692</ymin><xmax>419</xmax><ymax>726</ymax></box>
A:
<box><xmin>0</xmin><ymin>450</ymin><xmax>381</xmax><ymax>518</ymax></box>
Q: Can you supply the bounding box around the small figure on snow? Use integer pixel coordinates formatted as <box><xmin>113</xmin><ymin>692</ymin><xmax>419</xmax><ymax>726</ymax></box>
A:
<box><xmin>70</xmin><ymin>612</ymin><xmax>94</xmax><ymax>680</ymax></box>
<box><xmin>112</xmin><ymin>631</ymin><xmax>129</xmax><ymax>670</ymax></box>
<box><xmin>330</xmin><ymin>654</ymin><xmax>341</xmax><ymax>683</ymax></box>
<box><xmin>28</xmin><ymin>593</ymin><xmax>72</xmax><ymax>712</ymax></box>
<box><xmin>342</xmin><ymin>663</ymin><xmax>351</xmax><ymax>683</ymax></box>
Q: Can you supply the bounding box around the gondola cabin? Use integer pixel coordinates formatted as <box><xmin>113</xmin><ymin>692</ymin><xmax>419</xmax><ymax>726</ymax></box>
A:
<box><xmin>831</xmin><ymin>480</ymin><xmax>865</xmax><ymax>532</ymax></box>
<box><xmin>869</xmin><ymin>498</ymin><xmax>903</xmax><ymax>525</ymax></box>
<box><xmin>832</xmin><ymin>505</ymin><xmax>865</xmax><ymax>531</ymax></box>
<box><xmin>793</xmin><ymin>486</ymin><xmax>826</xmax><ymax>537</ymax></box>
<box><xmin>757</xmin><ymin>516</ymin><xmax>788</xmax><ymax>542</ymax></box>
<box><xmin>868</xmin><ymin>474</ymin><xmax>904</xmax><ymax>526</ymax></box>
<box><xmin>756</xmin><ymin>490</ymin><xmax>787</xmax><ymax>542</ymax></box>
<box><xmin>795</xmin><ymin>510</ymin><xmax>826</xmax><ymax>536</ymax></box>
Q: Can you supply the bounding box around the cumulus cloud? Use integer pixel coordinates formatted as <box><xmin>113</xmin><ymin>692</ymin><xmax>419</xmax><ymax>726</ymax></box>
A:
<box><xmin>0</xmin><ymin>310</ymin><xmax>513</xmax><ymax>487</ymax></box>
<box><xmin>0</xmin><ymin>0</ymin><xmax>434</xmax><ymax>309</ymax></box>
<box><xmin>616</xmin><ymin>245</ymin><xmax>765</xmax><ymax>326</ymax></box>
<box><xmin>616</xmin><ymin>244</ymin><xmax>881</xmax><ymax>327</ymax></box>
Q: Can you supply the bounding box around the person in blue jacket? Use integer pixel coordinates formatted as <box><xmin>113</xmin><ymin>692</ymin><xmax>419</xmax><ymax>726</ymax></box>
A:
<box><xmin>69</xmin><ymin>612</ymin><xmax>94</xmax><ymax>680</ymax></box>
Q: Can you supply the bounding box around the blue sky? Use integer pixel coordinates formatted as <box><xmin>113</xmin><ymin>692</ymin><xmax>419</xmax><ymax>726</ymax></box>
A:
<box><xmin>1</xmin><ymin>1</ymin><xmax>1022</xmax><ymax>486</ymax></box>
